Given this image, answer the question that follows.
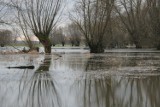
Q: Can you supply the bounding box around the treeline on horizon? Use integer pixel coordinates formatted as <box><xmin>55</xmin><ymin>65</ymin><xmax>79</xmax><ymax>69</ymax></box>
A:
<box><xmin>0</xmin><ymin>0</ymin><xmax>160</xmax><ymax>53</ymax></box>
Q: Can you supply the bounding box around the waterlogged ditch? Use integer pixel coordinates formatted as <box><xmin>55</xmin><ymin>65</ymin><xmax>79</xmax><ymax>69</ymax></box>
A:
<box><xmin>0</xmin><ymin>51</ymin><xmax>160</xmax><ymax>107</ymax></box>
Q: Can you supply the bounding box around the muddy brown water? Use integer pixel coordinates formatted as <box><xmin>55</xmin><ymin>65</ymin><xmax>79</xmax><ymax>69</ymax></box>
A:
<box><xmin>0</xmin><ymin>51</ymin><xmax>160</xmax><ymax>107</ymax></box>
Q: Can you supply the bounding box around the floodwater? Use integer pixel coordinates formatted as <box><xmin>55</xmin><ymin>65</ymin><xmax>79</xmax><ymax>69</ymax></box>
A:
<box><xmin>0</xmin><ymin>49</ymin><xmax>160</xmax><ymax>107</ymax></box>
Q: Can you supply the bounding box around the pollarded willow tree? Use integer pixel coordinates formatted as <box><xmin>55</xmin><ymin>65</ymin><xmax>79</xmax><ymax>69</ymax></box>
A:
<box><xmin>71</xmin><ymin>0</ymin><xmax>115</xmax><ymax>53</ymax></box>
<box><xmin>115</xmin><ymin>0</ymin><xmax>149</xmax><ymax>48</ymax></box>
<box><xmin>67</xmin><ymin>23</ymin><xmax>82</xmax><ymax>46</ymax></box>
<box><xmin>146</xmin><ymin>0</ymin><xmax>160</xmax><ymax>50</ymax></box>
<box><xmin>11</xmin><ymin>0</ymin><xmax>63</xmax><ymax>53</ymax></box>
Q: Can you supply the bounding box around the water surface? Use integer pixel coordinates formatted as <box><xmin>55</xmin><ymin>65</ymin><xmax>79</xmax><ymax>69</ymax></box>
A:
<box><xmin>0</xmin><ymin>51</ymin><xmax>160</xmax><ymax>107</ymax></box>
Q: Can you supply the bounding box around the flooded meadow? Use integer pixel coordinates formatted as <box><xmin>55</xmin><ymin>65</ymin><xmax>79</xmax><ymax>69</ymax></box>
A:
<box><xmin>0</xmin><ymin>49</ymin><xmax>160</xmax><ymax>107</ymax></box>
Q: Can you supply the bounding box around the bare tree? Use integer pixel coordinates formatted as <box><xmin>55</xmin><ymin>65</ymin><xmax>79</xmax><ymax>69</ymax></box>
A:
<box><xmin>50</xmin><ymin>27</ymin><xmax>66</xmax><ymax>46</ymax></box>
<box><xmin>0</xmin><ymin>29</ymin><xmax>13</xmax><ymax>47</ymax></box>
<box><xmin>16</xmin><ymin>13</ymin><xmax>36</xmax><ymax>51</ymax></box>
<box><xmin>11</xmin><ymin>0</ymin><xmax>63</xmax><ymax>53</ymax></box>
<box><xmin>71</xmin><ymin>0</ymin><xmax>115</xmax><ymax>53</ymax></box>
<box><xmin>58</xmin><ymin>28</ymin><xmax>66</xmax><ymax>46</ymax></box>
<box><xmin>0</xmin><ymin>0</ymin><xmax>9</xmax><ymax>24</ymax></box>
<box><xmin>115</xmin><ymin>0</ymin><xmax>149</xmax><ymax>48</ymax></box>
<box><xmin>2</xmin><ymin>0</ymin><xmax>38</xmax><ymax>51</ymax></box>
<box><xmin>146</xmin><ymin>0</ymin><xmax>160</xmax><ymax>50</ymax></box>
<box><xmin>107</xmin><ymin>17</ymin><xmax>129</xmax><ymax>48</ymax></box>
<box><xmin>67</xmin><ymin>23</ymin><xmax>82</xmax><ymax>46</ymax></box>
<box><xmin>57</xmin><ymin>28</ymin><xmax>66</xmax><ymax>46</ymax></box>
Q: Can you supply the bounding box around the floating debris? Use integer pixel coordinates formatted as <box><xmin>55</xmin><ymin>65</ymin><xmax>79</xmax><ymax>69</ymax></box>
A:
<box><xmin>7</xmin><ymin>66</ymin><xmax>35</xmax><ymax>69</ymax></box>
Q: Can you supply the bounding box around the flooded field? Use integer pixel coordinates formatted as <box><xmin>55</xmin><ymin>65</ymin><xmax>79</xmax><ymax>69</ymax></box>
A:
<box><xmin>0</xmin><ymin>49</ymin><xmax>160</xmax><ymax>107</ymax></box>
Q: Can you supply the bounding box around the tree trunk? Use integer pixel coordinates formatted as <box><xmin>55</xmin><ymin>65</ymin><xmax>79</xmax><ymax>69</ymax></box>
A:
<box><xmin>39</xmin><ymin>38</ymin><xmax>52</xmax><ymax>53</ymax></box>
<box><xmin>0</xmin><ymin>44</ymin><xmax>4</xmax><ymax>47</ymax></box>
<box><xmin>134</xmin><ymin>40</ymin><xmax>142</xmax><ymax>49</ymax></box>
<box><xmin>90</xmin><ymin>46</ymin><xmax>105</xmax><ymax>53</ymax></box>
<box><xmin>71</xmin><ymin>41</ymin><xmax>74</xmax><ymax>46</ymax></box>
<box><xmin>157</xmin><ymin>43</ymin><xmax>160</xmax><ymax>50</ymax></box>
<box><xmin>62</xmin><ymin>42</ymin><xmax>65</xmax><ymax>47</ymax></box>
<box><xmin>44</xmin><ymin>45</ymin><xmax>52</xmax><ymax>53</ymax></box>
<box><xmin>135</xmin><ymin>44</ymin><xmax>142</xmax><ymax>49</ymax></box>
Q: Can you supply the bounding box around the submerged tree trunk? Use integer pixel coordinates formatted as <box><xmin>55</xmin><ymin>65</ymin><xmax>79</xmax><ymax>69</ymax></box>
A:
<box><xmin>157</xmin><ymin>43</ymin><xmax>160</xmax><ymax>50</ymax></box>
<box><xmin>90</xmin><ymin>45</ymin><xmax>105</xmax><ymax>53</ymax></box>
<box><xmin>132</xmin><ymin>33</ymin><xmax>142</xmax><ymax>49</ymax></box>
<box><xmin>62</xmin><ymin>42</ymin><xmax>65</xmax><ymax>47</ymax></box>
<box><xmin>39</xmin><ymin>38</ymin><xmax>52</xmax><ymax>53</ymax></box>
<box><xmin>44</xmin><ymin>45</ymin><xmax>52</xmax><ymax>53</ymax></box>
<box><xmin>136</xmin><ymin>45</ymin><xmax>142</xmax><ymax>49</ymax></box>
<box><xmin>156</xmin><ymin>37</ymin><xmax>160</xmax><ymax>50</ymax></box>
<box><xmin>135</xmin><ymin>41</ymin><xmax>142</xmax><ymax>49</ymax></box>
<box><xmin>90</xmin><ymin>48</ymin><xmax>105</xmax><ymax>53</ymax></box>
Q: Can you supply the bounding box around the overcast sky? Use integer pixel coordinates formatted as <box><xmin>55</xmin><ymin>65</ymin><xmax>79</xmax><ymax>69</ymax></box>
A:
<box><xmin>0</xmin><ymin>0</ymin><xmax>76</xmax><ymax>29</ymax></box>
<box><xmin>57</xmin><ymin>0</ymin><xmax>76</xmax><ymax>27</ymax></box>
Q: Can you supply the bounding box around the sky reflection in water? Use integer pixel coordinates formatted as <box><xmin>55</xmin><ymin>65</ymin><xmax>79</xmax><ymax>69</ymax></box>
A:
<box><xmin>0</xmin><ymin>52</ymin><xmax>160</xmax><ymax>107</ymax></box>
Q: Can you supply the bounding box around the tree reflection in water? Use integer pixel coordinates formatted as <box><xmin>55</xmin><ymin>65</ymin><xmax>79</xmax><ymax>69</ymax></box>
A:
<box><xmin>0</xmin><ymin>53</ymin><xmax>160</xmax><ymax>107</ymax></box>
<box><xmin>112</xmin><ymin>76</ymin><xmax>160</xmax><ymax>107</ymax></box>
<box><xmin>18</xmin><ymin>55</ymin><xmax>61</xmax><ymax>107</ymax></box>
<box><xmin>84</xmin><ymin>54</ymin><xmax>137</xmax><ymax>72</ymax></box>
<box><xmin>69</xmin><ymin>76</ymin><xmax>160</xmax><ymax>107</ymax></box>
<box><xmin>70</xmin><ymin>78</ymin><xmax>113</xmax><ymax>107</ymax></box>
<box><xmin>68</xmin><ymin>54</ymin><xmax>160</xmax><ymax>107</ymax></box>
<box><xmin>85</xmin><ymin>55</ymin><xmax>107</xmax><ymax>71</ymax></box>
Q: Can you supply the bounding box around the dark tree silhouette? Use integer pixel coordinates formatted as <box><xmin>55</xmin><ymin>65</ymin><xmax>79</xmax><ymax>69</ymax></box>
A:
<box><xmin>71</xmin><ymin>0</ymin><xmax>115</xmax><ymax>53</ymax></box>
<box><xmin>115</xmin><ymin>0</ymin><xmax>149</xmax><ymax>49</ymax></box>
<box><xmin>11</xmin><ymin>0</ymin><xmax>63</xmax><ymax>53</ymax></box>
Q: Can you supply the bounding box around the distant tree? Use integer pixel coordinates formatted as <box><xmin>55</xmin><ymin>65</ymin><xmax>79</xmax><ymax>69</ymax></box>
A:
<box><xmin>11</xmin><ymin>0</ymin><xmax>63</xmax><ymax>53</ymax></box>
<box><xmin>50</xmin><ymin>27</ymin><xmax>66</xmax><ymax>46</ymax></box>
<box><xmin>58</xmin><ymin>29</ymin><xmax>66</xmax><ymax>46</ymax></box>
<box><xmin>67</xmin><ymin>23</ymin><xmax>81</xmax><ymax>46</ymax></box>
<box><xmin>70</xmin><ymin>37</ymin><xmax>75</xmax><ymax>47</ymax></box>
<box><xmin>0</xmin><ymin>30</ymin><xmax>13</xmax><ymax>47</ymax></box>
<box><xmin>50</xmin><ymin>33</ymin><xmax>58</xmax><ymax>46</ymax></box>
<box><xmin>107</xmin><ymin>17</ymin><xmax>129</xmax><ymax>48</ymax></box>
<box><xmin>146</xmin><ymin>0</ymin><xmax>160</xmax><ymax>50</ymax></box>
<box><xmin>71</xmin><ymin>0</ymin><xmax>115</xmax><ymax>53</ymax></box>
<box><xmin>0</xmin><ymin>0</ymin><xmax>8</xmax><ymax>24</ymax></box>
<box><xmin>115</xmin><ymin>0</ymin><xmax>149</xmax><ymax>48</ymax></box>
